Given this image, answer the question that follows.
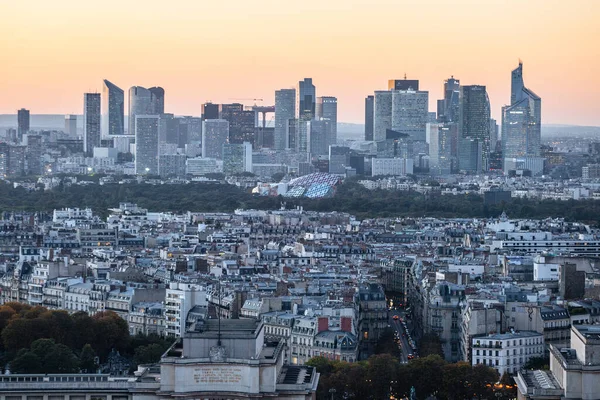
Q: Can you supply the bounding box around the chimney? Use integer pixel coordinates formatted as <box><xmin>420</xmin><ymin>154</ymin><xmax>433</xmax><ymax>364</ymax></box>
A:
<box><xmin>318</xmin><ymin>317</ymin><xmax>329</xmax><ymax>333</ymax></box>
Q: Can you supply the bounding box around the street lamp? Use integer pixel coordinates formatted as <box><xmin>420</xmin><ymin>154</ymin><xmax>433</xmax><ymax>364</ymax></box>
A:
<box><xmin>329</xmin><ymin>388</ymin><xmax>336</xmax><ymax>400</ymax></box>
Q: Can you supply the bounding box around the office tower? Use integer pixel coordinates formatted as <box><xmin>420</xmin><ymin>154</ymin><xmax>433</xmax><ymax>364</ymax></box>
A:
<box><xmin>24</xmin><ymin>134</ymin><xmax>43</xmax><ymax>175</ymax></box>
<box><xmin>373</xmin><ymin>91</ymin><xmax>392</xmax><ymax>142</ymax></box>
<box><xmin>388</xmin><ymin>78</ymin><xmax>419</xmax><ymax>91</ymax></box>
<box><xmin>391</xmin><ymin>89</ymin><xmax>429</xmax><ymax>142</ymax></box>
<box><xmin>223</xmin><ymin>142</ymin><xmax>252</xmax><ymax>175</ymax></box>
<box><xmin>371</xmin><ymin>158</ymin><xmax>413</xmax><ymax>177</ymax></box>
<box><xmin>201</xmin><ymin>102</ymin><xmax>220</xmax><ymax>120</ymax></box>
<box><xmin>7</xmin><ymin>145</ymin><xmax>26</xmax><ymax>176</ymax></box>
<box><xmin>158</xmin><ymin>154</ymin><xmax>186</xmax><ymax>178</ymax></box>
<box><xmin>489</xmin><ymin>118</ymin><xmax>499</xmax><ymax>152</ymax></box>
<box><xmin>135</xmin><ymin>115</ymin><xmax>160</xmax><ymax>175</ymax></box>
<box><xmin>128</xmin><ymin>86</ymin><xmax>165</xmax><ymax>135</ymax></box>
<box><xmin>458</xmin><ymin>85</ymin><xmax>491</xmax><ymax>172</ymax></box>
<box><xmin>502</xmin><ymin>62</ymin><xmax>542</xmax><ymax>160</ymax></box>
<box><xmin>219</xmin><ymin>103</ymin><xmax>256</xmax><ymax>145</ymax></box>
<box><xmin>329</xmin><ymin>145</ymin><xmax>350</xmax><ymax>174</ymax></box>
<box><xmin>17</xmin><ymin>108</ymin><xmax>30</xmax><ymax>140</ymax></box>
<box><xmin>308</xmin><ymin>119</ymin><xmax>332</xmax><ymax>156</ymax></box>
<box><xmin>365</xmin><ymin>95</ymin><xmax>374</xmax><ymax>141</ymax></box>
<box><xmin>274</xmin><ymin>89</ymin><xmax>296</xmax><ymax>150</ymax></box>
<box><xmin>429</xmin><ymin>123</ymin><xmax>458</xmax><ymax>175</ymax></box>
<box><xmin>83</xmin><ymin>93</ymin><xmax>101</xmax><ymax>155</ymax></box>
<box><xmin>101</xmin><ymin>79</ymin><xmax>124</xmax><ymax>137</ymax></box>
<box><xmin>64</xmin><ymin>115</ymin><xmax>77</xmax><ymax>137</ymax></box>
<box><xmin>202</xmin><ymin>119</ymin><xmax>229</xmax><ymax>159</ymax></box>
<box><xmin>0</xmin><ymin>143</ymin><xmax>8</xmax><ymax>177</ymax></box>
<box><xmin>437</xmin><ymin>77</ymin><xmax>460</xmax><ymax>123</ymax></box>
<box><xmin>316</xmin><ymin>96</ymin><xmax>337</xmax><ymax>146</ymax></box>
<box><xmin>296</xmin><ymin>78</ymin><xmax>316</xmax><ymax>119</ymax></box>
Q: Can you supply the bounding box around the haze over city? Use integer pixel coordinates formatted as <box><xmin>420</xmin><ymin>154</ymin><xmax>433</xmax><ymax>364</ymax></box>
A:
<box><xmin>1</xmin><ymin>0</ymin><xmax>599</xmax><ymax>125</ymax></box>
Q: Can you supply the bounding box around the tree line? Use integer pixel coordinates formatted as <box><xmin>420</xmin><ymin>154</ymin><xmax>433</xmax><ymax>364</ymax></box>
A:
<box><xmin>2</xmin><ymin>179</ymin><xmax>600</xmax><ymax>225</ymax></box>
<box><xmin>0</xmin><ymin>302</ymin><xmax>172</xmax><ymax>374</ymax></box>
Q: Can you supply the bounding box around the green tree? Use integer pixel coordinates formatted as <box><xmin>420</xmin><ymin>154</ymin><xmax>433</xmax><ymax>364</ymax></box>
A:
<box><xmin>134</xmin><ymin>343</ymin><xmax>167</xmax><ymax>365</ymax></box>
<box><xmin>471</xmin><ymin>364</ymin><xmax>499</xmax><ymax>399</ymax></box>
<box><xmin>80</xmin><ymin>344</ymin><xmax>98</xmax><ymax>373</ymax></box>
<box><xmin>43</xmin><ymin>344</ymin><xmax>79</xmax><ymax>373</ymax></box>
<box><xmin>91</xmin><ymin>311</ymin><xmax>129</xmax><ymax>360</ymax></box>
<box><xmin>10</xmin><ymin>350</ymin><xmax>42</xmax><ymax>374</ymax></box>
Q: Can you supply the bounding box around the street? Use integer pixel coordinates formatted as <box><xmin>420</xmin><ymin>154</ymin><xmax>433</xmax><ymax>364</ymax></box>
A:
<box><xmin>389</xmin><ymin>309</ymin><xmax>417</xmax><ymax>363</ymax></box>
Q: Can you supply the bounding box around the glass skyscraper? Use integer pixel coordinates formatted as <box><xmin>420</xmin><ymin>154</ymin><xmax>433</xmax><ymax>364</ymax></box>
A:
<box><xmin>128</xmin><ymin>86</ymin><xmax>165</xmax><ymax>135</ymax></box>
<box><xmin>458</xmin><ymin>85</ymin><xmax>491</xmax><ymax>172</ymax></box>
<box><xmin>274</xmin><ymin>89</ymin><xmax>295</xmax><ymax>150</ymax></box>
<box><xmin>101</xmin><ymin>79</ymin><xmax>124</xmax><ymax>137</ymax></box>
<box><xmin>84</xmin><ymin>93</ymin><xmax>101</xmax><ymax>155</ymax></box>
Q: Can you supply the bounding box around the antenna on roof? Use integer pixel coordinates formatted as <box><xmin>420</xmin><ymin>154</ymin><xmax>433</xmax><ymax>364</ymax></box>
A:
<box><xmin>404</xmin><ymin>73</ymin><xmax>407</xmax><ymax>80</ymax></box>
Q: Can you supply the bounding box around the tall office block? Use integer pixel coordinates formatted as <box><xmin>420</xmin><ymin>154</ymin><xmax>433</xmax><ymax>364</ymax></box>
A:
<box><xmin>391</xmin><ymin>89</ymin><xmax>429</xmax><ymax>142</ymax></box>
<box><xmin>7</xmin><ymin>145</ymin><xmax>26</xmax><ymax>176</ymax></box>
<box><xmin>135</xmin><ymin>115</ymin><xmax>160</xmax><ymax>175</ymax></box>
<box><xmin>223</xmin><ymin>142</ymin><xmax>252</xmax><ymax>175</ymax></box>
<box><xmin>365</xmin><ymin>95</ymin><xmax>374</xmax><ymax>141</ymax></box>
<box><xmin>219</xmin><ymin>103</ymin><xmax>256</xmax><ymax>145</ymax></box>
<box><xmin>158</xmin><ymin>154</ymin><xmax>186</xmax><ymax>178</ymax></box>
<box><xmin>429</xmin><ymin>123</ymin><xmax>458</xmax><ymax>175</ymax></box>
<box><xmin>24</xmin><ymin>134</ymin><xmax>43</xmax><ymax>175</ymax></box>
<box><xmin>274</xmin><ymin>89</ymin><xmax>296</xmax><ymax>150</ymax></box>
<box><xmin>64</xmin><ymin>115</ymin><xmax>77</xmax><ymax>137</ymax></box>
<box><xmin>308</xmin><ymin>119</ymin><xmax>332</xmax><ymax>156</ymax></box>
<box><xmin>296</xmin><ymin>78</ymin><xmax>316</xmax><ymax>119</ymax></box>
<box><xmin>489</xmin><ymin>118</ymin><xmax>499</xmax><ymax>152</ymax></box>
<box><xmin>316</xmin><ymin>96</ymin><xmax>337</xmax><ymax>146</ymax></box>
<box><xmin>502</xmin><ymin>62</ymin><xmax>541</xmax><ymax>161</ymax></box>
<box><xmin>458</xmin><ymin>85</ymin><xmax>491</xmax><ymax>172</ymax></box>
<box><xmin>17</xmin><ymin>108</ymin><xmax>30</xmax><ymax>140</ymax></box>
<box><xmin>101</xmin><ymin>79</ymin><xmax>124</xmax><ymax>137</ymax></box>
<box><xmin>329</xmin><ymin>145</ymin><xmax>350</xmax><ymax>174</ymax></box>
<box><xmin>201</xmin><ymin>102</ymin><xmax>220</xmax><ymax>120</ymax></box>
<box><xmin>129</xmin><ymin>86</ymin><xmax>164</xmax><ymax>135</ymax></box>
<box><xmin>202</xmin><ymin>119</ymin><xmax>229</xmax><ymax>160</ymax></box>
<box><xmin>437</xmin><ymin>76</ymin><xmax>460</xmax><ymax>123</ymax></box>
<box><xmin>373</xmin><ymin>91</ymin><xmax>392</xmax><ymax>142</ymax></box>
<box><xmin>84</xmin><ymin>93</ymin><xmax>101</xmax><ymax>155</ymax></box>
<box><xmin>388</xmin><ymin>79</ymin><xmax>419</xmax><ymax>91</ymax></box>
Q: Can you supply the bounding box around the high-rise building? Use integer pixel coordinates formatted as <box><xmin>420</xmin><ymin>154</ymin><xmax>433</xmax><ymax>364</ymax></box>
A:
<box><xmin>489</xmin><ymin>118</ymin><xmax>499</xmax><ymax>152</ymax></box>
<box><xmin>135</xmin><ymin>115</ymin><xmax>160</xmax><ymax>175</ymax></box>
<box><xmin>458</xmin><ymin>85</ymin><xmax>491</xmax><ymax>173</ymax></box>
<box><xmin>388</xmin><ymin>79</ymin><xmax>419</xmax><ymax>91</ymax></box>
<box><xmin>373</xmin><ymin>91</ymin><xmax>392</xmax><ymax>142</ymax></box>
<box><xmin>223</xmin><ymin>142</ymin><xmax>252</xmax><ymax>175</ymax></box>
<box><xmin>219</xmin><ymin>104</ymin><xmax>256</xmax><ymax>145</ymax></box>
<box><xmin>128</xmin><ymin>86</ymin><xmax>165</xmax><ymax>135</ymax></box>
<box><xmin>329</xmin><ymin>145</ymin><xmax>350</xmax><ymax>174</ymax></box>
<box><xmin>7</xmin><ymin>145</ymin><xmax>26</xmax><ymax>176</ymax></box>
<box><xmin>24</xmin><ymin>134</ymin><xmax>43</xmax><ymax>175</ymax></box>
<box><xmin>101</xmin><ymin>79</ymin><xmax>124</xmax><ymax>137</ymax></box>
<box><xmin>365</xmin><ymin>95</ymin><xmax>374</xmax><ymax>141</ymax></box>
<box><xmin>308</xmin><ymin>119</ymin><xmax>332</xmax><ymax>156</ymax></box>
<box><xmin>502</xmin><ymin>62</ymin><xmax>541</xmax><ymax>161</ymax></box>
<box><xmin>202</xmin><ymin>119</ymin><xmax>229</xmax><ymax>160</ymax></box>
<box><xmin>316</xmin><ymin>96</ymin><xmax>337</xmax><ymax>146</ymax></box>
<box><xmin>158</xmin><ymin>154</ymin><xmax>186</xmax><ymax>178</ymax></box>
<box><xmin>17</xmin><ymin>108</ymin><xmax>30</xmax><ymax>140</ymax></box>
<box><xmin>63</xmin><ymin>115</ymin><xmax>77</xmax><ymax>137</ymax></box>
<box><xmin>84</xmin><ymin>93</ymin><xmax>101</xmax><ymax>155</ymax></box>
<box><xmin>201</xmin><ymin>102</ymin><xmax>220</xmax><ymax>120</ymax></box>
<box><xmin>274</xmin><ymin>89</ymin><xmax>296</xmax><ymax>150</ymax></box>
<box><xmin>296</xmin><ymin>78</ymin><xmax>316</xmax><ymax>119</ymax></box>
<box><xmin>391</xmin><ymin>89</ymin><xmax>429</xmax><ymax>142</ymax></box>
<box><xmin>429</xmin><ymin>123</ymin><xmax>458</xmax><ymax>175</ymax></box>
<box><xmin>437</xmin><ymin>77</ymin><xmax>460</xmax><ymax>123</ymax></box>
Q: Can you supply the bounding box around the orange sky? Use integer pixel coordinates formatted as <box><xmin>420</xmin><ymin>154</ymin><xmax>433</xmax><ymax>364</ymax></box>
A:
<box><xmin>1</xmin><ymin>0</ymin><xmax>599</xmax><ymax>125</ymax></box>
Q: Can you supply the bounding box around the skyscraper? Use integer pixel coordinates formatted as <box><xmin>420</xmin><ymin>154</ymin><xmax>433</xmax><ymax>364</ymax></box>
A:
<box><xmin>274</xmin><ymin>89</ymin><xmax>296</xmax><ymax>150</ymax></box>
<box><xmin>101</xmin><ymin>79</ymin><xmax>124</xmax><ymax>137</ymax></box>
<box><xmin>308</xmin><ymin>119</ymin><xmax>332</xmax><ymax>156</ymax></box>
<box><xmin>201</xmin><ymin>102</ymin><xmax>220</xmax><ymax>120</ymax></box>
<box><xmin>64</xmin><ymin>115</ymin><xmax>77</xmax><ymax>136</ymax></box>
<box><xmin>373</xmin><ymin>91</ymin><xmax>392</xmax><ymax>142</ymax></box>
<box><xmin>128</xmin><ymin>86</ymin><xmax>165</xmax><ymax>135</ymax></box>
<box><xmin>296</xmin><ymin>78</ymin><xmax>316</xmax><ymax>119</ymax></box>
<box><xmin>365</xmin><ymin>95</ymin><xmax>374</xmax><ymax>141</ymax></box>
<box><xmin>391</xmin><ymin>89</ymin><xmax>429</xmax><ymax>142</ymax></box>
<box><xmin>502</xmin><ymin>62</ymin><xmax>542</xmax><ymax>161</ymax></box>
<box><xmin>458</xmin><ymin>85</ymin><xmax>491</xmax><ymax>172</ymax></box>
<box><xmin>316</xmin><ymin>96</ymin><xmax>337</xmax><ymax>146</ymax></box>
<box><xmin>17</xmin><ymin>108</ymin><xmax>30</xmax><ymax>140</ymax></box>
<box><xmin>84</xmin><ymin>93</ymin><xmax>101</xmax><ymax>155</ymax></box>
<box><xmin>202</xmin><ymin>119</ymin><xmax>229</xmax><ymax>160</ymax></box>
<box><xmin>222</xmin><ymin>142</ymin><xmax>252</xmax><ymax>175</ymax></box>
<box><xmin>135</xmin><ymin>115</ymin><xmax>160</xmax><ymax>175</ymax></box>
<box><xmin>388</xmin><ymin>79</ymin><xmax>419</xmax><ymax>91</ymax></box>
<box><xmin>219</xmin><ymin>104</ymin><xmax>256</xmax><ymax>145</ymax></box>
<box><xmin>437</xmin><ymin>76</ymin><xmax>460</xmax><ymax>123</ymax></box>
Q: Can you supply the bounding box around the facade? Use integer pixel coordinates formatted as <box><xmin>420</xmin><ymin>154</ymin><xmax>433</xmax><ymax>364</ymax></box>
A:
<box><xmin>219</xmin><ymin>103</ymin><xmax>256</xmax><ymax>145</ymax></box>
<box><xmin>101</xmin><ymin>79</ymin><xmax>125</xmax><ymax>137</ymax></box>
<box><xmin>388</xmin><ymin>79</ymin><xmax>419</xmax><ymax>91</ymax></box>
<box><xmin>373</xmin><ymin>91</ymin><xmax>392</xmax><ymax>142</ymax></box>
<box><xmin>201</xmin><ymin>102</ymin><xmax>219</xmax><ymax>120</ymax></box>
<box><xmin>84</xmin><ymin>93</ymin><xmax>101</xmax><ymax>154</ymax></box>
<box><xmin>472</xmin><ymin>331</ymin><xmax>544</xmax><ymax>376</ymax></box>
<box><xmin>429</xmin><ymin>123</ymin><xmax>458</xmax><ymax>175</ymax></box>
<box><xmin>158</xmin><ymin>154</ymin><xmax>186</xmax><ymax>178</ymax></box>
<box><xmin>186</xmin><ymin>157</ymin><xmax>220</xmax><ymax>176</ymax></box>
<box><xmin>64</xmin><ymin>114</ymin><xmax>77</xmax><ymax>136</ymax></box>
<box><xmin>365</xmin><ymin>95</ymin><xmax>374</xmax><ymax>141</ymax></box>
<box><xmin>458</xmin><ymin>85</ymin><xmax>490</xmax><ymax>173</ymax></box>
<box><xmin>222</xmin><ymin>142</ymin><xmax>252</xmax><ymax>175</ymax></box>
<box><xmin>355</xmin><ymin>284</ymin><xmax>387</xmax><ymax>359</ymax></box>
<box><xmin>128</xmin><ymin>86</ymin><xmax>164</xmax><ymax>135</ymax></box>
<box><xmin>328</xmin><ymin>145</ymin><xmax>350</xmax><ymax>174</ymax></box>
<box><xmin>391</xmin><ymin>89</ymin><xmax>429</xmax><ymax>142</ymax></box>
<box><xmin>502</xmin><ymin>62</ymin><xmax>541</xmax><ymax>162</ymax></box>
<box><xmin>24</xmin><ymin>134</ymin><xmax>43</xmax><ymax>175</ymax></box>
<box><xmin>201</xmin><ymin>119</ymin><xmax>229</xmax><ymax>160</ymax></box>
<box><xmin>165</xmin><ymin>282</ymin><xmax>207</xmax><ymax>337</ymax></box>
<box><xmin>17</xmin><ymin>108</ymin><xmax>30</xmax><ymax>139</ymax></box>
<box><xmin>316</xmin><ymin>96</ymin><xmax>337</xmax><ymax>146</ymax></box>
<box><xmin>134</xmin><ymin>115</ymin><xmax>160</xmax><ymax>175</ymax></box>
<box><xmin>274</xmin><ymin>89</ymin><xmax>296</xmax><ymax>150</ymax></box>
<box><xmin>437</xmin><ymin>76</ymin><xmax>460</xmax><ymax>123</ymax></box>
<box><xmin>371</xmin><ymin>158</ymin><xmax>413</xmax><ymax>177</ymax></box>
<box><xmin>296</xmin><ymin>78</ymin><xmax>315</xmax><ymax>120</ymax></box>
<box><xmin>308</xmin><ymin>119</ymin><xmax>332</xmax><ymax>156</ymax></box>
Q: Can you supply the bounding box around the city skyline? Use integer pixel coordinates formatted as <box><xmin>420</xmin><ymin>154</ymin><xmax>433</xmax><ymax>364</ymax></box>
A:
<box><xmin>0</xmin><ymin>0</ymin><xmax>598</xmax><ymax>126</ymax></box>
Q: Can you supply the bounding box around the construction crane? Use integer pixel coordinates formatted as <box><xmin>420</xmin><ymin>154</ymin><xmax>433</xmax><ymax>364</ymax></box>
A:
<box><xmin>229</xmin><ymin>98</ymin><xmax>264</xmax><ymax>103</ymax></box>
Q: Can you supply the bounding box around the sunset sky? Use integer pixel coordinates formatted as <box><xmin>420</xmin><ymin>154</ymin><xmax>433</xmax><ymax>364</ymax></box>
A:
<box><xmin>1</xmin><ymin>0</ymin><xmax>599</xmax><ymax>125</ymax></box>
